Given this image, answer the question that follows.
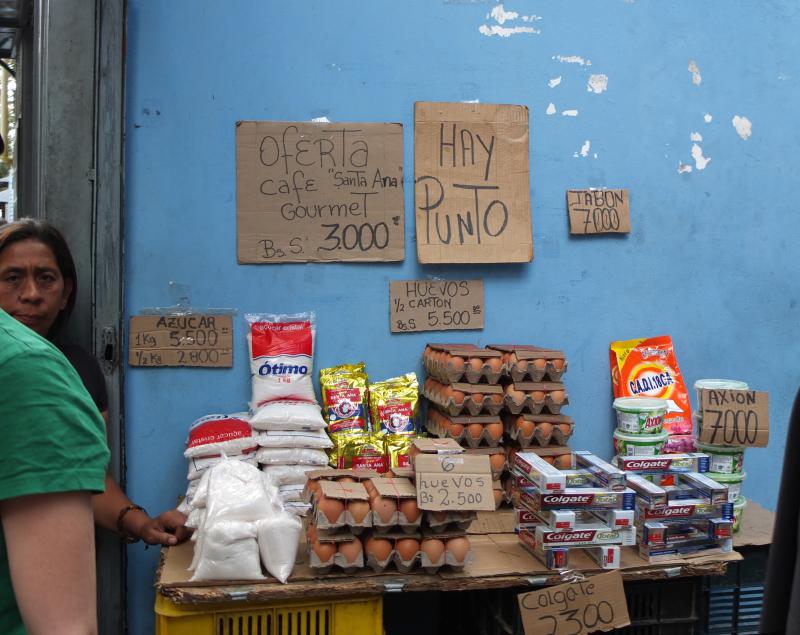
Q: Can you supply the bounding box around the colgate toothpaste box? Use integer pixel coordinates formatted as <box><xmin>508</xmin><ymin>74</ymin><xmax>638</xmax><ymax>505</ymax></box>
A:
<box><xmin>574</xmin><ymin>451</ymin><xmax>627</xmax><ymax>491</ymax></box>
<box><xmin>518</xmin><ymin>487</ymin><xmax>636</xmax><ymax>512</ymax></box>
<box><xmin>638</xmin><ymin>537</ymin><xmax>733</xmax><ymax>563</ymax></box>
<box><xmin>591</xmin><ymin>508</ymin><xmax>635</xmax><ymax>528</ymax></box>
<box><xmin>588</xmin><ymin>545</ymin><xmax>621</xmax><ymax>569</ymax></box>
<box><xmin>636</xmin><ymin>499</ymin><xmax>733</xmax><ymax>521</ymax></box>
<box><xmin>616</xmin><ymin>453</ymin><xmax>710</xmax><ymax>473</ymax></box>
<box><xmin>677</xmin><ymin>472</ymin><xmax>729</xmax><ymax>506</ymax></box>
<box><xmin>534</xmin><ymin>524</ymin><xmax>636</xmax><ymax>547</ymax></box>
<box><xmin>513</xmin><ymin>452</ymin><xmax>567</xmax><ymax>492</ymax></box>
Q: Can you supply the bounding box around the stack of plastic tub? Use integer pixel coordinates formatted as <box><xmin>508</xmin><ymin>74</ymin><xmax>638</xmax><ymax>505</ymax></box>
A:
<box><xmin>694</xmin><ymin>379</ymin><xmax>749</xmax><ymax>532</ymax></box>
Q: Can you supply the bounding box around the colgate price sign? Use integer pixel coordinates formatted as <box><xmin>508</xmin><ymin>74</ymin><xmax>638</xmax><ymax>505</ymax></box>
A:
<box><xmin>699</xmin><ymin>389</ymin><xmax>769</xmax><ymax>447</ymax></box>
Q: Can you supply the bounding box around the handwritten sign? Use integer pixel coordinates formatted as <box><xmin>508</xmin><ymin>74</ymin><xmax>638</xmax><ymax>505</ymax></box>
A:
<box><xmin>414</xmin><ymin>454</ymin><xmax>495</xmax><ymax>511</ymax></box>
<box><xmin>567</xmin><ymin>189</ymin><xmax>631</xmax><ymax>235</ymax></box>
<box><xmin>236</xmin><ymin>121</ymin><xmax>404</xmax><ymax>263</ymax></box>
<box><xmin>518</xmin><ymin>571</ymin><xmax>630</xmax><ymax>635</ymax></box>
<box><xmin>128</xmin><ymin>315</ymin><xmax>233</xmax><ymax>367</ymax></box>
<box><xmin>390</xmin><ymin>279</ymin><xmax>484</xmax><ymax>333</ymax></box>
<box><xmin>414</xmin><ymin>102</ymin><xmax>532</xmax><ymax>263</ymax></box>
<box><xmin>699</xmin><ymin>389</ymin><xmax>769</xmax><ymax>447</ymax></box>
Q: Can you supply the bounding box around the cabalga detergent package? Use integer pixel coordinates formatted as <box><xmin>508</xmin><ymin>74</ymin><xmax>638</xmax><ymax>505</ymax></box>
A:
<box><xmin>609</xmin><ymin>335</ymin><xmax>692</xmax><ymax>436</ymax></box>
<box><xmin>247</xmin><ymin>313</ymin><xmax>317</xmax><ymax>409</ymax></box>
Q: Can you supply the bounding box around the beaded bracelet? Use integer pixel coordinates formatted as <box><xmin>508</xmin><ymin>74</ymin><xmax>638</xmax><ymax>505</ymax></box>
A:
<box><xmin>116</xmin><ymin>504</ymin><xmax>146</xmax><ymax>543</ymax></box>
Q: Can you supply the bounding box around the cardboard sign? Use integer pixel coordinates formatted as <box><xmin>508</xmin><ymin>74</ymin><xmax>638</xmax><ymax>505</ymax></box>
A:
<box><xmin>414</xmin><ymin>102</ymin><xmax>532</xmax><ymax>263</ymax></box>
<box><xmin>236</xmin><ymin>121</ymin><xmax>405</xmax><ymax>263</ymax></box>
<box><xmin>128</xmin><ymin>315</ymin><xmax>232</xmax><ymax>367</ymax></box>
<box><xmin>518</xmin><ymin>571</ymin><xmax>630</xmax><ymax>635</ymax></box>
<box><xmin>415</xmin><ymin>453</ymin><xmax>494</xmax><ymax>511</ymax></box>
<box><xmin>567</xmin><ymin>189</ymin><xmax>631</xmax><ymax>235</ymax></box>
<box><xmin>390</xmin><ymin>279</ymin><xmax>484</xmax><ymax>333</ymax></box>
<box><xmin>699</xmin><ymin>390</ymin><xmax>769</xmax><ymax>447</ymax></box>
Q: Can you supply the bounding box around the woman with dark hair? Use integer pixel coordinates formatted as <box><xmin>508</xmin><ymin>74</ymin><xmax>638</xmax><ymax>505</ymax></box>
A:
<box><xmin>0</xmin><ymin>218</ymin><xmax>189</xmax><ymax>545</ymax></box>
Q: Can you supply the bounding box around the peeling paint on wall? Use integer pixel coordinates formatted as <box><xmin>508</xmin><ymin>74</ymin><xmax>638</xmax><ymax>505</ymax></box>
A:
<box><xmin>546</xmin><ymin>103</ymin><xmax>556</xmax><ymax>115</ymax></box>
<box><xmin>691</xmin><ymin>143</ymin><xmax>711</xmax><ymax>170</ymax></box>
<box><xmin>553</xmin><ymin>55</ymin><xmax>592</xmax><ymax>66</ymax></box>
<box><xmin>480</xmin><ymin>4</ymin><xmax>541</xmax><ymax>36</ymax></box>
<box><xmin>732</xmin><ymin>115</ymin><xmax>752</xmax><ymax>140</ymax></box>
<box><xmin>311</xmin><ymin>116</ymin><xmax>331</xmax><ymax>123</ymax></box>
<box><xmin>587</xmin><ymin>74</ymin><xmax>608</xmax><ymax>94</ymax></box>
<box><xmin>573</xmin><ymin>140</ymin><xmax>591</xmax><ymax>158</ymax></box>
<box><xmin>678</xmin><ymin>162</ymin><xmax>693</xmax><ymax>174</ymax></box>
<box><xmin>690</xmin><ymin>132</ymin><xmax>703</xmax><ymax>142</ymax></box>
<box><xmin>688</xmin><ymin>60</ymin><xmax>702</xmax><ymax>85</ymax></box>
<box><xmin>548</xmin><ymin>76</ymin><xmax>562</xmax><ymax>88</ymax></box>
<box><xmin>704</xmin><ymin>113</ymin><xmax>713</xmax><ymax>123</ymax></box>
<box><xmin>562</xmin><ymin>109</ymin><xmax>579</xmax><ymax>117</ymax></box>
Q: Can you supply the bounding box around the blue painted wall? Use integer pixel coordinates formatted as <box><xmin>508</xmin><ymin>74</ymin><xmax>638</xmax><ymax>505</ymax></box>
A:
<box><xmin>124</xmin><ymin>1</ymin><xmax>800</xmax><ymax>632</ymax></box>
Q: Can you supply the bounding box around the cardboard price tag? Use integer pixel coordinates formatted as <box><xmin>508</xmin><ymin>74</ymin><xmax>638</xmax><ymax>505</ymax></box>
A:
<box><xmin>414</xmin><ymin>102</ymin><xmax>533</xmax><ymax>264</ymax></box>
<box><xmin>518</xmin><ymin>571</ymin><xmax>630</xmax><ymax>635</ymax></box>
<box><xmin>128</xmin><ymin>315</ymin><xmax>233</xmax><ymax>368</ymax></box>
<box><xmin>415</xmin><ymin>454</ymin><xmax>495</xmax><ymax>511</ymax></box>
<box><xmin>567</xmin><ymin>189</ymin><xmax>631</xmax><ymax>235</ymax></box>
<box><xmin>699</xmin><ymin>389</ymin><xmax>769</xmax><ymax>447</ymax></box>
<box><xmin>390</xmin><ymin>279</ymin><xmax>484</xmax><ymax>333</ymax></box>
<box><xmin>236</xmin><ymin>121</ymin><xmax>405</xmax><ymax>263</ymax></box>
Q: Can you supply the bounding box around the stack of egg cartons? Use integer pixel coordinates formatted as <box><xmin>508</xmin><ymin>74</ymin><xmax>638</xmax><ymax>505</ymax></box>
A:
<box><xmin>490</xmin><ymin>345</ymin><xmax>575</xmax><ymax>505</ymax></box>
<box><xmin>421</xmin><ymin>344</ymin><xmax>507</xmax><ymax>507</ymax></box>
<box><xmin>619</xmin><ymin>453</ymin><xmax>735</xmax><ymax>560</ymax></box>
<box><xmin>693</xmin><ymin>379</ymin><xmax>750</xmax><ymax>532</ymax></box>
<box><xmin>512</xmin><ymin>450</ymin><xmax>636</xmax><ymax>570</ymax></box>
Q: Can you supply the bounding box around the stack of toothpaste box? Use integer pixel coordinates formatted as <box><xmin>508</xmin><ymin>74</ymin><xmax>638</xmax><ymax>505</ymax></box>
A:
<box><xmin>618</xmin><ymin>453</ymin><xmax>734</xmax><ymax>563</ymax></box>
<box><xmin>511</xmin><ymin>450</ymin><xmax>636</xmax><ymax>570</ymax></box>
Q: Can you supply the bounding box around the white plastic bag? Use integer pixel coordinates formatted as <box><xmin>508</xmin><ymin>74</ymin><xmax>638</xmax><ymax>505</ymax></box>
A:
<box><xmin>204</xmin><ymin>459</ymin><xmax>278</xmax><ymax>522</ymax></box>
<box><xmin>184</xmin><ymin>413</ymin><xmax>257</xmax><ymax>458</ymax></box>
<box><xmin>253</xmin><ymin>428</ymin><xmax>333</xmax><ymax>449</ymax></box>
<box><xmin>277</xmin><ymin>483</ymin><xmax>306</xmax><ymax>503</ymax></box>
<box><xmin>187</xmin><ymin>450</ymin><xmax>258</xmax><ymax>480</ymax></box>
<box><xmin>261</xmin><ymin>464</ymin><xmax>319</xmax><ymax>486</ymax></box>
<box><xmin>257</xmin><ymin>514</ymin><xmax>302</xmax><ymax>584</ymax></box>
<box><xmin>255</xmin><ymin>447</ymin><xmax>329</xmax><ymax>466</ymax></box>
<box><xmin>249</xmin><ymin>400</ymin><xmax>326</xmax><ymax>431</ymax></box>
<box><xmin>191</xmin><ymin>521</ymin><xmax>264</xmax><ymax>581</ymax></box>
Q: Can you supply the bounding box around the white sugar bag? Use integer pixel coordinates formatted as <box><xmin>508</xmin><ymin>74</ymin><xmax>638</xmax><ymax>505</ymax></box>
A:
<box><xmin>256</xmin><ymin>447</ymin><xmax>329</xmax><ymax>466</ymax></box>
<box><xmin>254</xmin><ymin>428</ymin><xmax>333</xmax><ymax>450</ymax></box>
<box><xmin>261</xmin><ymin>464</ymin><xmax>318</xmax><ymax>486</ymax></box>
<box><xmin>191</xmin><ymin>521</ymin><xmax>264</xmax><ymax>581</ymax></box>
<box><xmin>247</xmin><ymin>313</ymin><xmax>317</xmax><ymax>408</ymax></box>
<box><xmin>257</xmin><ymin>514</ymin><xmax>302</xmax><ymax>583</ymax></box>
<box><xmin>249</xmin><ymin>400</ymin><xmax>326</xmax><ymax>431</ymax></box>
<box><xmin>184</xmin><ymin>413</ymin><xmax>257</xmax><ymax>458</ymax></box>
<box><xmin>277</xmin><ymin>483</ymin><xmax>305</xmax><ymax>503</ymax></box>
<box><xmin>185</xmin><ymin>507</ymin><xmax>206</xmax><ymax>531</ymax></box>
<box><xmin>187</xmin><ymin>450</ymin><xmax>258</xmax><ymax>480</ymax></box>
<box><xmin>204</xmin><ymin>459</ymin><xmax>279</xmax><ymax>523</ymax></box>
<box><xmin>283</xmin><ymin>501</ymin><xmax>312</xmax><ymax>516</ymax></box>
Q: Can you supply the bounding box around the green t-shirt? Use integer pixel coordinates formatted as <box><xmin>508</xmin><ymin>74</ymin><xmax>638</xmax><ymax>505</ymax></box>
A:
<box><xmin>0</xmin><ymin>309</ymin><xmax>109</xmax><ymax>634</ymax></box>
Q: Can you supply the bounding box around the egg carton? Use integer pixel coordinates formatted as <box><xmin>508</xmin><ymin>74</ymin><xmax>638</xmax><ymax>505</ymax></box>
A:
<box><xmin>423</xmin><ymin>379</ymin><xmax>504</xmax><ymax>416</ymax></box>
<box><xmin>425</xmin><ymin>409</ymin><xmax>504</xmax><ymax>449</ymax></box>
<box><xmin>465</xmin><ymin>446</ymin><xmax>507</xmax><ymax>481</ymax></box>
<box><xmin>422</xmin><ymin>509</ymin><xmax>477</xmax><ymax>533</ymax></box>
<box><xmin>503</xmin><ymin>413</ymin><xmax>574</xmax><ymax>447</ymax></box>
<box><xmin>503</xmin><ymin>382</ymin><xmax>569</xmax><ymax>415</ymax></box>
<box><xmin>302</xmin><ymin>469</ymin><xmax>383</xmax><ymax>502</ymax></box>
<box><xmin>423</xmin><ymin>344</ymin><xmax>505</xmax><ymax>384</ymax></box>
<box><xmin>505</xmin><ymin>444</ymin><xmax>573</xmax><ymax>472</ymax></box>
<box><xmin>367</xmin><ymin>477</ymin><xmax>423</xmax><ymax>534</ymax></box>
<box><xmin>488</xmin><ymin>344</ymin><xmax>568</xmax><ymax>382</ymax></box>
<box><xmin>364</xmin><ymin>531</ymin><xmax>472</xmax><ymax>573</ymax></box>
<box><xmin>309</xmin><ymin>480</ymin><xmax>373</xmax><ymax>533</ymax></box>
<box><xmin>307</xmin><ymin>534</ymin><xmax>365</xmax><ymax>573</ymax></box>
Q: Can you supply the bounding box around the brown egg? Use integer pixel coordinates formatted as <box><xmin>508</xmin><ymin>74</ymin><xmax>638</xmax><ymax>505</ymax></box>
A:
<box><xmin>557</xmin><ymin>423</ymin><xmax>572</xmax><ymax>436</ymax></box>
<box><xmin>508</xmin><ymin>353</ymin><xmax>518</xmax><ymax>364</ymax></box>
<box><xmin>469</xmin><ymin>357</ymin><xmax>483</xmax><ymax>372</ymax></box>
<box><xmin>533</xmin><ymin>358</ymin><xmax>547</xmax><ymax>370</ymax></box>
<box><xmin>371</xmin><ymin>496</ymin><xmax>397</xmax><ymax>523</ymax></box>
<box><xmin>423</xmin><ymin>345</ymin><xmax>432</xmax><ymax>360</ymax></box>
<box><xmin>551</xmin><ymin>359</ymin><xmax>565</xmax><ymax>370</ymax></box>
<box><xmin>468</xmin><ymin>423</ymin><xmax>484</xmax><ymax>440</ymax></box>
<box><xmin>451</xmin><ymin>390</ymin><xmax>465</xmax><ymax>405</ymax></box>
<box><xmin>445</xmin><ymin>537</ymin><xmax>471</xmax><ymax>562</ymax></box>
<box><xmin>308</xmin><ymin>480</ymin><xmax>321</xmax><ymax>496</ymax></box>
<box><xmin>540</xmin><ymin>455</ymin><xmax>555</xmax><ymax>465</ymax></box>
<box><xmin>550</xmin><ymin>390</ymin><xmax>566</xmax><ymax>404</ymax></box>
<box><xmin>487</xmin><ymin>358</ymin><xmax>502</xmax><ymax>372</ymax></box>
<box><xmin>506</xmin><ymin>387</ymin><xmax>526</xmax><ymax>403</ymax></box>
<box><xmin>312</xmin><ymin>540</ymin><xmax>336</xmax><ymax>563</ymax></box>
<box><xmin>348</xmin><ymin>500</ymin><xmax>371</xmax><ymax>524</ymax></box>
<box><xmin>516</xmin><ymin>417</ymin><xmax>535</xmax><ymax>438</ymax></box>
<box><xmin>489</xmin><ymin>453</ymin><xmax>506</xmax><ymax>473</ymax></box>
<box><xmin>364</xmin><ymin>535</ymin><xmax>393</xmax><ymax>562</ymax></box>
<box><xmin>431</xmin><ymin>510</ymin><xmax>447</xmax><ymax>523</ymax></box>
<box><xmin>337</xmin><ymin>537</ymin><xmax>363</xmax><ymax>563</ymax></box>
<box><xmin>489</xmin><ymin>393</ymin><xmax>504</xmax><ymax>406</ymax></box>
<box><xmin>470</xmin><ymin>393</ymin><xmax>485</xmax><ymax>407</ymax></box>
<box><xmin>485</xmin><ymin>422</ymin><xmax>503</xmax><ymax>441</ymax></box>
<box><xmin>493</xmin><ymin>489</ymin><xmax>503</xmax><ymax>507</ymax></box>
<box><xmin>399</xmin><ymin>498</ymin><xmax>421</xmax><ymax>523</ymax></box>
<box><xmin>319</xmin><ymin>496</ymin><xmax>344</xmax><ymax>524</ymax></box>
<box><xmin>530</xmin><ymin>390</ymin><xmax>545</xmax><ymax>402</ymax></box>
<box><xmin>443</xmin><ymin>385</ymin><xmax>454</xmax><ymax>400</ymax></box>
<box><xmin>536</xmin><ymin>422</ymin><xmax>553</xmax><ymax>439</ymax></box>
<box><xmin>420</xmin><ymin>538</ymin><xmax>445</xmax><ymax>564</ymax></box>
<box><xmin>554</xmin><ymin>454</ymin><xmax>573</xmax><ymax>470</ymax></box>
<box><xmin>449</xmin><ymin>422</ymin><xmax>464</xmax><ymax>437</ymax></box>
<box><xmin>450</xmin><ymin>356</ymin><xmax>465</xmax><ymax>372</ymax></box>
<box><xmin>337</xmin><ymin>476</ymin><xmax>356</xmax><ymax>484</ymax></box>
<box><xmin>396</xmin><ymin>537</ymin><xmax>420</xmax><ymax>561</ymax></box>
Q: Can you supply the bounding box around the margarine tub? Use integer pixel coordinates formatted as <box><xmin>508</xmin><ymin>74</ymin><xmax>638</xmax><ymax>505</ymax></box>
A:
<box><xmin>613</xmin><ymin>429</ymin><xmax>668</xmax><ymax>456</ymax></box>
<box><xmin>732</xmin><ymin>496</ymin><xmax>747</xmax><ymax>533</ymax></box>
<box><xmin>694</xmin><ymin>379</ymin><xmax>749</xmax><ymax>411</ymax></box>
<box><xmin>613</xmin><ymin>397</ymin><xmax>668</xmax><ymax>434</ymax></box>
<box><xmin>695</xmin><ymin>440</ymin><xmax>745</xmax><ymax>474</ymax></box>
<box><xmin>707</xmin><ymin>471</ymin><xmax>745</xmax><ymax>503</ymax></box>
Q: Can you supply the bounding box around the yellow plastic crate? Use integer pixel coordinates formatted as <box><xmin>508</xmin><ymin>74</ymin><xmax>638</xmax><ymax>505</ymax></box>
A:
<box><xmin>155</xmin><ymin>592</ymin><xmax>384</xmax><ymax>635</ymax></box>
